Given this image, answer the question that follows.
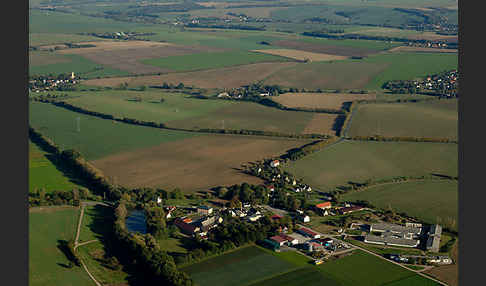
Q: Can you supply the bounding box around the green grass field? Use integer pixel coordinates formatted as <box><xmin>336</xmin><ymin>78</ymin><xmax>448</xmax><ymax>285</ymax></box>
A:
<box><xmin>76</xmin><ymin>241</ymin><xmax>129</xmax><ymax>285</ymax></box>
<box><xmin>284</xmin><ymin>140</ymin><xmax>457</xmax><ymax>191</ymax></box>
<box><xmin>249</xmin><ymin>267</ymin><xmax>340</xmax><ymax>286</ymax></box>
<box><xmin>29</xmin><ymin>102</ymin><xmax>196</xmax><ymax>160</ymax></box>
<box><xmin>29</xmin><ymin>208</ymin><xmax>93</xmax><ymax>286</ymax></box>
<box><xmin>29</xmin><ymin>33</ymin><xmax>104</xmax><ymax>47</ymax></box>
<box><xmin>141</xmin><ymin>51</ymin><xmax>292</xmax><ymax>72</ymax></box>
<box><xmin>29</xmin><ymin>140</ymin><xmax>84</xmax><ymax>193</ymax></box>
<box><xmin>166</xmin><ymin>101</ymin><xmax>316</xmax><ymax>134</ymax></box>
<box><xmin>364</xmin><ymin>52</ymin><xmax>458</xmax><ymax>90</ymax></box>
<box><xmin>63</xmin><ymin>90</ymin><xmax>235</xmax><ymax>124</ymax></box>
<box><xmin>182</xmin><ymin>245</ymin><xmax>297</xmax><ymax>286</ymax></box>
<box><xmin>317</xmin><ymin>250</ymin><xmax>439</xmax><ymax>286</ymax></box>
<box><xmin>340</xmin><ymin>180</ymin><xmax>458</xmax><ymax>230</ymax></box>
<box><xmin>79</xmin><ymin>205</ymin><xmax>113</xmax><ymax>243</ymax></box>
<box><xmin>29</xmin><ymin>53</ymin><xmax>130</xmax><ymax>79</ymax></box>
<box><xmin>347</xmin><ymin>99</ymin><xmax>458</xmax><ymax>139</ymax></box>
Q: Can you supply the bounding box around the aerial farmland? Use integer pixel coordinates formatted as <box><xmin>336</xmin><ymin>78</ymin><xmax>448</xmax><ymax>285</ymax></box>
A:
<box><xmin>28</xmin><ymin>0</ymin><xmax>459</xmax><ymax>285</ymax></box>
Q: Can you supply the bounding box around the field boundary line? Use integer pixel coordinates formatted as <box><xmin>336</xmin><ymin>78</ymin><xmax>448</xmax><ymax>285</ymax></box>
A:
<box><xmin>241</xmin><ymin>266</ymin><xmax>307</xmax><ymax>286</ymax></box>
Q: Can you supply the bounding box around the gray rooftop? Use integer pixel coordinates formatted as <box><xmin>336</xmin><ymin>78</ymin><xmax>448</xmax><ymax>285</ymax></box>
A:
<box><xmin>426</xmin><ymin>235</ymin><xmax>441</xmax><ymax>252</ymax></box>
<box><xmin>429</xmin><ymin>224</ymin><xmax>442</xmax><ymax>236</ymax></box>
<box><xmin>370</xmin><ymin>223</ymin><xmax>421</xmax><ymax>235</ymax></box>
<box><xmin>364</xmin><ymin>234</ymin><xmax>419</xmax><ymax>247</ymax></box>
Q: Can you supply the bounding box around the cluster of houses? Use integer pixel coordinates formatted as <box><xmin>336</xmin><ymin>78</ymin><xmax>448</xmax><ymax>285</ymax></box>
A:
<box><xmin>385</xmin><ymin>69</ymin><xmax>458</xmax><ymax>96</ymax></box>
<box><xmin>29</xmin><ymin>72</ymin><xmax>77</xmax><ymax>92</ymax></box>
<box><xmin>388</xmin><ymin>253</ymin><xmax>452</xmax><ymax>265</ymax></box>
<box><xmin>314</xmin><ymin>201</ymin><xmax>365</xmax><ymax>217</ymax></box>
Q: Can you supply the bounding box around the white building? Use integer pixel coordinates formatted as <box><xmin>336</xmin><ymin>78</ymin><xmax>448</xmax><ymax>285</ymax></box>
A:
<box><xmin>270</xmin><ymin>160</ymin><xmax>280</xmax><ymax>167</ymax></box>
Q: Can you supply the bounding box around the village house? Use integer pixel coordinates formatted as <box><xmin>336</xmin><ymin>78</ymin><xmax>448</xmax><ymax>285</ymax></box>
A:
<box><xmin>197</xmin><ymin>205</ymin><xmax>213</xmax><ymax>215</ymax></box>
<box><xmin>297</xmin><ymin>227</ymin><xmax>320</xmax><ymax>239</ymax></box>
<box><xmin>269</xmin><ymin>235</ymin><xmax>288</xmax><ymax>246</ymax></box>
<box><xmin>174</xmin><ymin>218</ymin><xmax>200</xmax><ymax>235</ymax></box>
<box><xmin>338</xmin><ymin>205</ymin><xmax>364</xmax><ymax>215</ymax></box>
<box><xmin>270</xmin><ymin>160</ymin><xmax>280</xmax><ymax>167</ymax></box>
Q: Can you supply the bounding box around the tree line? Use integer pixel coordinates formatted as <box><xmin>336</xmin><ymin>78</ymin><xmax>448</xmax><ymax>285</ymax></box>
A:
<box><xmin>347</xmin><ymin>135</ymin><xmax>457</xmax><ymax>144</ymax></box>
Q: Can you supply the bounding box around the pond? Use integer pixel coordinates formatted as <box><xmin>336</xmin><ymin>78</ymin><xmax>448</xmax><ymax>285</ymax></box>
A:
<box><xmin>125</xmin><ymin>209</ymin><xmax>147</xmax><ymax>234</ymax></box>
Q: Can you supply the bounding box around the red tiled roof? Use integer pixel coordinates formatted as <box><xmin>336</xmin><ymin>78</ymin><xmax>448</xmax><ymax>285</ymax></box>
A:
<box><xmin>316</xmin><ymin>202</ymin><xmax>331</xmax><ymax>208</ymax></box>
<box><xmin>299</xmin><ymin>227</ymin><xmax>318</xmax><ymax>237</ymax></box>
<box><xmin>271</xmin><ymin>214</ymin><xmax>283</xmax><ymax>220</ymax></box>
<box><xmin>279</xmin><ymin>234</ymin><xmax>296</xmax><ymax>241</ymax></box>
<box><xmin>270</xmin><ymin>235</ymin><xmax>288</xmax><ymax>243</ymax></box>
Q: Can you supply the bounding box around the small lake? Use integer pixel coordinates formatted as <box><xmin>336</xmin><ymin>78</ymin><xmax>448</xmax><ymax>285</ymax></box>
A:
<box><xmin>125</xmin><ymin>209</ymin><xmax>147</xmax><ymax>234</ymax></box>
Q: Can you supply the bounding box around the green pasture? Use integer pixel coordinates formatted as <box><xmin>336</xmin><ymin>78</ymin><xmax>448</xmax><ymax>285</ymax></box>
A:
<box><xmin>249</xmin><ymin>267</ymin><xmax>340</xmax><ymax>286</ymax></box>
<box><xmin>63</xmin><ymin>90</ymin><xmax>235</xmax><ymax>124</ymax></box>
<box><xmin>29</xmin><ymin>208</ymin><xmax>92</xmax><ymax>286</ymax></box>
<box><xmin>29</xmin><ymin>140</ymin><xmax>84</xmax><ymax>193</ymax></box>
<box><xmin>166</xmin><ymin>101</ymin><xmax>315</xmax><ymax>134</ymax></box>
<box><xmin>29</xmin><ymin>102</ymin><xmax>196</xmax><ymax>160</ymax></box>
<box><xmin>182</xmin><ymin>245</ymin><xmax>297</xmax><ymax>286</ymax></box>
<box><xmin>364</xmin><ymin>52</ymin><xmax>458</xmax><ymax>90</ymax></box>
<box><xmin>284</xmin><ymin>140</ymin><xmax>458</xmax><ymax>191</ymax></box>
<box><xmin>29</xmin><ymin>53</ymin><xmax>129</xmax><ymax>79</ymax></box>
<box><xmin>341</xmin><ymin>180</ymin><xmax>458</xmax><ymax>230</ymax></box>
<box><xmin>317</xmin><ymin>250</ymin><xmax>439</xmax><ymax>286</ymax></box>
<box><xmin>79</xmin><ymin>205</ymin><xmax>113</xmax><ymax>243</ymax></box>
<box><xmin>29</xmin><ymin>9</ymin><xmax>147</xmax><ymax>34</ymax></box>
<box><xmin>76</xmin><ymin>241</ymin><xmax>129</xmax><ymax>285</ymax></box>
<box><xmin>29</xmin><ymin>33</ymin><xmax>104</xmax><ymax>47</ymax></box>
<box><xmin>297</xmin><ymin>35</ymin><xmax>400</xmax><ymax>51</ymax></box>
<box><xmin>347</xmin><ymin>99</ymin><xmax>458</xmax><ymax>139</ymax></box>
<box><xmin>141</xmin><ymin>51</ymin><xmax>292</xmax><ymax>72</ymax></box>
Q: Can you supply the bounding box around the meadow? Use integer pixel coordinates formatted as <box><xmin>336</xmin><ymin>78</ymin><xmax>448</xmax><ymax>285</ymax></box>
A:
<box><xmin>316</xmin><ymin>250</ymin><xmax>439</xmax><ymax>286</ymax></box>
<box><xmin>29</xmin><ymin>53</ymin><xmax>130</xmax><ymax>79</ymax></box>
<box><xmin>29</xmin><ymin>140</ymin><xmax>84</xmax><ymax>193</ymax></box>
<box><xmin>29</xmin><ymin>33</ymin><xmax>104</xmax><ymax>47</ymax></box>
<box><xmin>249</xmin><ymin>267</ymin><xmax>340</xmax><ymax>286</ymax></box>
<box><xmin>284</xmin><ymin>140</ymin><xmax>458</xmax><ymax>191</ymax></box>
<box><xmin>141</xmin><ymin>51</ymin><xmax>292</xmax><ymax>72</ymax></box>
<box><xmin>63</xmin><ymin>90</ymin><xmax>236</xmax><ymax>124</ymax></box>
<box><xmin>29</xmin><ymin>102</ymin><xmax>196</xmax><ymax>160</ymax></box>
<box><xmin>347</xmin><ymin>99</ymin><xmax>458</xmax><ymax>139</ymax></box>
<box><xmin>181</xmin><ymin>245</ymin><xmax>297</xmax><ymax>286</ymax></box>
<box><xmin>363</xmin><ymin>52</ymin><xmax>458</xmax><ymax>90</ymax></box>
<box><xmin>78</xmin><ymin>205</ymin><xmax>113</xmax><ymax>243</ymax></box>
<box><xmin>29</xmin><ymin>208</ymin><xmax>92</xmax><ymax>286</ymax></box>
<box><xmin>340</xmin><ymin>180</ymin><xmax>458</xmax><ymax>230</ymax></box>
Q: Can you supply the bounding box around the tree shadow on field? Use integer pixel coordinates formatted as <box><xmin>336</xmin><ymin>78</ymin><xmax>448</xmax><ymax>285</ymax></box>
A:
<box><xmin>332</xmin><ymin>114</ymin><xmax>347</xmax><ymax>136</ymax></box>
<box><xmin>44</xmin><ymin>153</ymin><xmax>91</xmax><ymax>189</ymax></box>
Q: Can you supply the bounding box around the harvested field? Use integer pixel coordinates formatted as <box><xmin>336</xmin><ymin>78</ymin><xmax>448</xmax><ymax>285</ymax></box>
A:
<box><xmin>91</xmin><ymin>134</ymin><xmax>311</xmax><ymax>192</ymax></box>
<box><xmin>83</xmin><ymin>62</ymin><xmax>299</xmax><ymax>88</ymax></box>
<box><xmin>273</xmin><ymin>40</ymin><xmax>385</xmax><ymax>57</ymax></box>
<box><xmin>347</xmin><ymin>99</ymin><xmax>458</xmax><ymax>139</ymax></box>
<box><xmin>389</xmin><ymin>46</ymin><xmax>458</xmax><ymax>53</ymax></box>
<box><xmin>58</xmin><ymin>40</ymin><xmax>224</xmax><ymax>74</ymax></box>
<box><xmin>302</xmin><ymin>113</ymin><xmax>340</xmax><ymax>135</ymax></box>
<box><xmin>424</xmin><ymin>265</ymin><xmax>458</xmax><ymax>286</ymax></box>
<box><xmin>264</xmin><ymin>61</ymin><xmax>389</xmax><ymax>90</ymax></box>
<box><xmin>274</xmin><ymin>93</ymin><xmax>377</xmax><ymax>110</ymax></box>
<box><xmin>252</xmin><ymin>49</ymin><xmax>348</xmax><ymax>62</ymax></box>
<box><xmin>56</xmin><ymin>40</ymin><xmax>174</xmax><ymax>54</ymax></box>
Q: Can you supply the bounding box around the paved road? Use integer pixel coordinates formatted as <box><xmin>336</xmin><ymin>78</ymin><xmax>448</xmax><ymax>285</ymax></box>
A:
<box><xmin>295</xmin><ymin>224</ymin><xmax>448</xmax><ymax>286</ymax></box>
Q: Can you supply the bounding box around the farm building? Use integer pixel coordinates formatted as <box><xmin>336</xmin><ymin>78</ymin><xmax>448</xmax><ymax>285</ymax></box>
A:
<box><xmin>426</xmin><ymin>224</ymin><xmax>442</xmax><ymax>252</ymax></box>
<box><xmin>280</xmin><ymin>234</ymin><xmax>299</xmax><ymax>245</ymax></box>
<box><xmin>364</xmin><ymin>234</ymin><xmax>420</xmax><ymax>248</ymax></box>
<box><xmin>301</xmin><ymin>215</ymin><xmax>310</xmax><ymax>223</ymax></box>
<box><xmin>270</xmin><ymin>160</ymin><xmax>280</xmax><ymax>167</ymax></box>
<box><xmin>174</xmin><ymin>218</ymin><xmax>200</xmax><ymax>235</ymax></box>
<box><xmin>271</xmin><ymin>214</ymin><xmax>283</xmax><ymax>221</ymax></box>
<box><xmin>197</xmin><ymin>205</ymin><xmax>213</xmax><ymax>215</ymax></box>
<box><xmin>427</xmin><ymin>256</ymin><xmax>452</xmax><ymax>265</ymax></box>
<box><xmin>304</xmin><ymin>242</ymin><xmax>324</xmax><ymax>252</ymax></box>
<box><xmin>316</xmin><ymin>201</ymin><xmax>332</xmax><ymax>210</ymax></box>
<box><xmin>248</xmin><ymin>213</ymin><xmax>262</xmax><ymax>222</ymax></box>
<box><xmin>262</xmin><ymin>238</ymin><xmax>280</xmax><ymax>251</ymax></box>
<box><xmin>297</xmin><ymin>227</ymin><xmax>320</xmax><ymax>239</ymax></box>
<box><xmin>270</xmin><ymin>235</ymin><xmax>288</xmax><ymax>246</ymax></box>
<box><xmin>370</xmin><ymin>223</ymin><xmax>422</xmax><ymax>236</ymax></box>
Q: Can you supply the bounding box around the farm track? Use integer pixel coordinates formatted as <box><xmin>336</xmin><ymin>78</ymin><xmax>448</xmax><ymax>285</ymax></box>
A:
<box><xmin>73</xmin><ymin>201</ymin><xmax>111</xmax><ymax>286</ymax></box>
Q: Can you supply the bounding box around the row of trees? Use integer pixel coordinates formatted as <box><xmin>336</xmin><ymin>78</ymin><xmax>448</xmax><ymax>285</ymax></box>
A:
<box><xmin>29</xmin><ymin>188</ymin><xmax>90</xmax><ymax>207</ymax></box>
<box><xmin>348</xmin><ymin>135</ymin><xmax>457</xmax><ymax>144</ymax></box>
<box><xmin>216</xmin><ymin>183</ymin><xmax>270</xmax><ymax>205</ymax></box>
